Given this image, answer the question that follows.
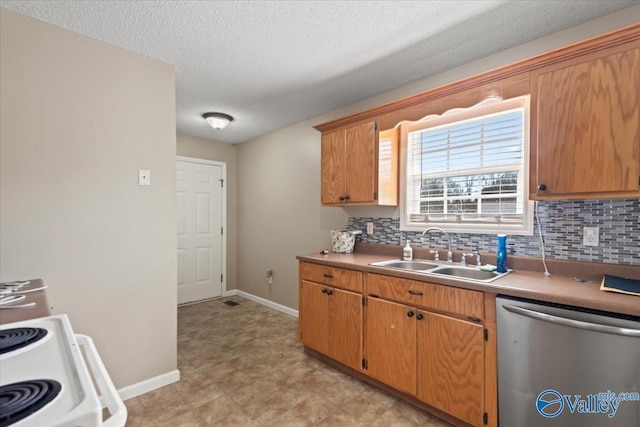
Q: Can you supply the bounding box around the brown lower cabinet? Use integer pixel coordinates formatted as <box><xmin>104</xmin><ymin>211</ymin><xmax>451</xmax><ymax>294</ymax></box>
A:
<box><xmin>299</xmin><ymin>280</ymin><xmax>362</xmax><ymax>371</ymax></box>
<box><xmin>365</xmin><ymin>298</ymin><xmax>417</xmax><ymax>394</ymax></box>
<box><xmin>417</xmin><ymin>311</ymin><xmax>484</xmax><ymax>426</ymax></box>
<box><xmin>364</xmin><ymin>298</ymin><xmax>485</xmax><ymax>426</ymax></box>
<box><xmin>299</xmin><ymin>261</ymin><xmax>496</xmax><ymax>427</ymax></box>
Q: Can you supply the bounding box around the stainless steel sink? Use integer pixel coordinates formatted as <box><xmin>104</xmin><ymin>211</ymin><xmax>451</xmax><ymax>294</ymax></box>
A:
<box><xmin>369</xmin><ymin>259</ymin><xmax>510</xmax><ymax>283</ymax></box>
<box><xmin>370</xmin><ymin>259</ymin><xmax>439</xmax><ymax>271</ymax></box>
<box><xmin>428</xmin><ymin>266</ymin><xmax>503</xmax><ymax>281</ymax></box>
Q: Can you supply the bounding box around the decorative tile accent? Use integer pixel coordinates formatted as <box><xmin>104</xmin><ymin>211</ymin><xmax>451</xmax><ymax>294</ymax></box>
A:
<box><xmin>346</xmin><ymin>199</ymin><xmax>640</xmax><ymax>266</ymax></box>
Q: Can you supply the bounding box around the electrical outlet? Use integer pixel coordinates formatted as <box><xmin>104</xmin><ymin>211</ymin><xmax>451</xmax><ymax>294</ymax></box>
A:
<box><xmin>366</xmin><ymin>222</ymin><xmax>374</xmax><ymax>234</ymax></box>
<box><xmin>583</xmin><ymin>227</ymin><xmax>599</xmax><ymax>247</ymax></box>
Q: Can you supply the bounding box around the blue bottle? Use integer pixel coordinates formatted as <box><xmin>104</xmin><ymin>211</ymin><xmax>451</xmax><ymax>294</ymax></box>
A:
<box><xmin>496</xmin><ymin>234</ymin><xmax>508</xmax><ymax>273</ymax></box>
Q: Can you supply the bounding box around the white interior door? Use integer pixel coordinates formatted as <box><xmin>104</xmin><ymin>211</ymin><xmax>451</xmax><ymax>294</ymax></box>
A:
<box><xmin>177</xmin><ymin>159</ymin><xmax>224</xmax><ymax>304</ymax></box>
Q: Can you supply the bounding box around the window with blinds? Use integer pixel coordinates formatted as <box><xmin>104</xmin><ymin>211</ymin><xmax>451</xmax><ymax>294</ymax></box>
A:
<box><xmin>400</xmin><ymin>96</ymin><xmax>533</xmax><ymax>235</ymax></box>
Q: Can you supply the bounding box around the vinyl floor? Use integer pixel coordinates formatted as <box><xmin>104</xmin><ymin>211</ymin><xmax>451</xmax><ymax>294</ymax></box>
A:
<box><xmin>125</xmin><ymin>296</ymin><xmax>452</xmax><ymax>426</ymax></box>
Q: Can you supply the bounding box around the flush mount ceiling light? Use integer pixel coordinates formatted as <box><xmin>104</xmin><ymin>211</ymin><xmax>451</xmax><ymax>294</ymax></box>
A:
<box><xmin>203</xmin><ymin>112</ymin><xmax>233</xmax><ymax>130</ymax></box>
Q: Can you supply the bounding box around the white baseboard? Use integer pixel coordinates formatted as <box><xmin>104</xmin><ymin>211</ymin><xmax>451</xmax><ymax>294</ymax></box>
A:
<box><xmin>236</xmin><ymin>290</ymin><xmax>299</xmax><ymax>318</ymax></box>
<box><xmin>223</xmin><ymin>289</ymin><xmax>238</xmax><ymax>297</ymax></box>
<box><xmin>118</xmin><ymin>369</ymin><xmax>180</xmax><ymax>401</ymax></box>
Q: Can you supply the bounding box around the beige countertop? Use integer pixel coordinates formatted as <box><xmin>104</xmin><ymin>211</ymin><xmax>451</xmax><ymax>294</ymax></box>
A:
<box><xmin>297</xmin><ymin>247</ymin><xmax>640</xmax><ymax>317</ymax></box>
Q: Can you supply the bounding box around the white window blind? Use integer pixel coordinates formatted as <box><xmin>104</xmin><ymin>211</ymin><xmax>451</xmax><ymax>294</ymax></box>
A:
<box><xmin>401</xmin><ymin>96</ymin><xmax>533</xmax><ymax>235</ymax></box>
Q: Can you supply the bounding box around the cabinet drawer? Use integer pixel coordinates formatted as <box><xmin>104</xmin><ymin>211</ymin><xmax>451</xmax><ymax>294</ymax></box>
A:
<box><xmin>365</xmin><ymin>273</ymin><xmax>425</xmax><ymax>306</ymax></box>
<box><xmin>423</xmin><ymin>282</ymin><xmax>484</xmax><ymax>320</ymax></box>
<box><xmin>300</xmin><ymin>262</ymin><xmax>363</xmax><ymax>292</ymax></box>
<box><xmin>366</xmin><ymin>274</ymin><xmax>484</xmax><ymax>319</ymax></box>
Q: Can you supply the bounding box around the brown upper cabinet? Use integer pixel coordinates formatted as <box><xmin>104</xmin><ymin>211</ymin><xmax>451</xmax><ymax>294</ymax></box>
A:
<box><xmin>319</xmin><ymin>121</ymin><xmax>398</xmax><ymax>206</ymax></box>
<box><xmin>315</xmin><ymin>23</ymin><xmax>640</xmax><ymax>202</ymax></box>
<box><xmin>530</xmin><ymin>43</ymin><xmax>640</xmax><ymax>200</ymax></box>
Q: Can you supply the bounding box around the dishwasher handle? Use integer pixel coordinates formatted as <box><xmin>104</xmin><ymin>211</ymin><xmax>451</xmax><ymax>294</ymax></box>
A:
<box><xmin>502</xmin><ymin>304</ymin><xmax>640</xmax><ymax>337</ymax></box>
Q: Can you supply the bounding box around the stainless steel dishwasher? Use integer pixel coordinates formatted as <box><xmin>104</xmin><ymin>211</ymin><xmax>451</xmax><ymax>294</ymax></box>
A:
<box><xmin>496</xmin><ymin>295</ymin><xmax>640</xmax><ymax>426</ymax></box>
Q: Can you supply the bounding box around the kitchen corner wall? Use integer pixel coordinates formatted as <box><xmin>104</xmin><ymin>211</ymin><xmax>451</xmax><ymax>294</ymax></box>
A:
<box><xmin>177</xmin><ymin>133</ymin><xmax>238</xmax><ymax>291</ymax></box>
<box><xmin>237</xmin><ymin>6</ymin><xmax>640</xmax><ymax>311</ymax></box>
<box><xmin>236</xmin><ymin>118</ymin><xmax>348</xmax><ymax>310</ymax></box>
<box><xmin>347</xmin><ymin>198</ymin><xmax>640</xmax><ymax>266</ymax></box>
<box><xmin>0</xmin><ymin>9</ymin><xmax>177</xmax><ymax>389</ymax></box>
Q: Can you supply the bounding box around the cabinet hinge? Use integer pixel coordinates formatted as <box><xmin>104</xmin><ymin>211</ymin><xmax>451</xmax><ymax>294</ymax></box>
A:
<box><xmin>221</xmin><ymin>227</ymin><xmax>224</xmax><ymax>235</ymax></box>
<box><xmin>483</xmin><ymin>412</ymin><xmax>488</xmax><ymax>425</ymax></box>
<box><xmin>221</xmin><ymin>274</ymin><xmax>224</xmax><ymax>283</ymax></box>
<box><xmin>219</xmin><ymin>179</ymin><xmax>224</xmax><ymax>187</ymax></box>
<box><xmin>374</xmin><ymin>122</ymin><xmax>378</xmax><ymax>131</ymax></box>
<box><xmin>362</xmin><ymin>358</ymin><xmax>368</xmax><ymax>370</ymax></box>
<box><xmin>484</xmin><ymin>328</ymin><xmax>489</xmax><ymax>341</ymax></box>
<box><xmin>373</xmin><ymin>191</ymin><xmax>377</xmax><ymax>200</ymax></box>
<box><xmin>362</xmin><ymin>296</ymin><xmax>367</xmax><ymax>306</ymax></box>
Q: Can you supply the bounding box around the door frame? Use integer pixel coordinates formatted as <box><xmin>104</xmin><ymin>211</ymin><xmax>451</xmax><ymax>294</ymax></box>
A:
<box><xmin>176</xmin><ymin>156</ymin><xmax>228</xmax><ymax>299</ymax></box>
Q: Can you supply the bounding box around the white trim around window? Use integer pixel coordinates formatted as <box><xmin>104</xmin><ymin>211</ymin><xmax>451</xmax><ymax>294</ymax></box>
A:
<box><xmin>399</xmin><ymin>96</ymin><xmax>534</xmax><ymax>235</ymax></box>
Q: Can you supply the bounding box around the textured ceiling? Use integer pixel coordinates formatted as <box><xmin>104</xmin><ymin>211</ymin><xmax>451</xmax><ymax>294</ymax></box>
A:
<box><xmin>1</xmin><ymin>1</ymin><xmax>638</xmax><ymax>144</ymax></box>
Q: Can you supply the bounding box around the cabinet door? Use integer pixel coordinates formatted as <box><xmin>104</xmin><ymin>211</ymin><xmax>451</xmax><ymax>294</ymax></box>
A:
<box><xmin>321</xmin><ymin>129</ymin><xmax>346</xmax><ymax>204</ymax></box>
<box><xmin>328</xmin><ymin>288</ymin><xmax>362</xmax><ymax>371</ymax></box>
<box><xmin>345</xmin><ymin>121</ymin><xmax>377</xmax><ymax>203</ymax></box>
<box><xmin>365</xmin><ymin>297</ymin><xmax>416</xmax><ymax>394</ymax></box>
<box><xmin>531</xmin><ymin>46</ymin><xmax>640</xmax><ymax>199</ymax></box>
<box><xmin>417</xmin><ymin>311</ymin><xmax>484</xmax><ymax>426</ymax></box>
<box><xmin>300</xmin><ymin>281</ymin><xmax>329</xmax><ymax>354</ymax></box>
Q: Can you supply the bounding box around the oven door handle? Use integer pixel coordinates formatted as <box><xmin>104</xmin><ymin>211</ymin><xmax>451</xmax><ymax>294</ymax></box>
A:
<box><xmin>76</xmin><ymin>334</ymin><xmax>128</xmax><ymax>427</ymax></box>
<box><xmin>502</xmin><ymin>304</ymin><xmax>640</xmax><ymax>337</ymax></box>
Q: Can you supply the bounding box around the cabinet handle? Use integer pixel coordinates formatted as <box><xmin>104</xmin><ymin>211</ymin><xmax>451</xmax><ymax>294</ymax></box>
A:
<box><xmin>344</xmin><ymin>195</ymin><xmax>350</xmax><ymax>201</ymax></box>
<box><xmin>339</xmin><ymin>196</ymin><xmax>345</xmax><ymax>201</ymax></box>
<box><xmin>327</xmin><ymin>290</ymin><xmax>333</xmax><ymax>296</ymax></box>
<box><xmin>407</xmin><ymin>311</ymin><xmax>415</xmax><ymax>318</ymax></box>
<box><xmin>323</xmin><ymin>274</ymin><xmax>333</xmax><ymax>279</ymax></box>
<box><xmin>416</xmin><ymin>313</ymin><xmax>424</xmax><ymax>320</ymax></box>
<box><xmin>538</xmin><ymin>184</ymin><xmax>547</xmax><ymax>191</ymax></box>
<box><xmin>322</xmin><ymin>288</ymin><xmax>328</xmax><ymax>294</ymax></box>
<box><xmin>408</xmin><ymin>290</ymin><xmax>423</xmax><ymax>296</ymax></box>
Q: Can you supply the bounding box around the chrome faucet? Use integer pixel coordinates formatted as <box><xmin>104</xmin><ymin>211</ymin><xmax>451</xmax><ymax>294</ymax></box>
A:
<box><xmin>461</xmin><ymin>253</ymin><xmax>474</xmax><ymax>266</ymax></box>
<box><xmin>473</xmin><ymin>250</ymin><xmax>482</xmax><ymax>266</ymax></box>
<box><xmin>422</xmin><ymin>227</ymin><xmax>453</xmax><ymax>263</ymax></box>
<box><xmin>461</xmin><ymin>251</ymin><xmax>482</xmax><ymax>266</ymax></box>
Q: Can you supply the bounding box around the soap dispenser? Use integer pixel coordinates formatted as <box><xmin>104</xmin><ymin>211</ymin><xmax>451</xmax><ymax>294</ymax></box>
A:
<box><xmin>403</xmin><ymin>240</ymin><xmax>413</xmax><ymax>261</ymax></box>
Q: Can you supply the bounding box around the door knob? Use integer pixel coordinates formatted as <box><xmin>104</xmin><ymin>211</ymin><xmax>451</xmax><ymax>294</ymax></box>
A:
<box><xmin>416</xmin><ymin>313</ymin><xmax>424</xmax><ymax>320</ymax></box>
<box><xmin>538</xmin><ymin>184</ymin><xmax>547</xmax><ymax>191</ymax></box>
<box><xmin>407</xmin><ymin>311</ymin><xmax>415</xmax><ymax>317</ymax></box>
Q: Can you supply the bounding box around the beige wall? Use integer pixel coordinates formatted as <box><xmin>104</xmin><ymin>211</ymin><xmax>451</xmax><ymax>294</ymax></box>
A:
<box><xmin>236</xmin><ymin>6</ymin><xmax>640</xmax><ymax>311</ymax></box>
<box><xmin>236</xmin><ymin>119</ymin><xmax>348</xmax><ymax>309</ymax></box>
<box><xmin>177</xmin><ymin>133</ymin><xmax>238</xmax><ymax>291</ymax></box>
<box><xmin>0</xmin><ymin>9</ymin><xmax>177</xmax><ymax>389</ymax></box>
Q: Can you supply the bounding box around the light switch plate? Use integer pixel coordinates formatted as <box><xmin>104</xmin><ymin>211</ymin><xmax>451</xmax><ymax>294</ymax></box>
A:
<box><xmin>139</xmin><ymin>169</ymin><xmax>151</xmax><ymax>186</ymax></box>
<box><xmin>583</xmin><ymin>226</ymin><xmax>599</xmax><ymax>246</ymax></box>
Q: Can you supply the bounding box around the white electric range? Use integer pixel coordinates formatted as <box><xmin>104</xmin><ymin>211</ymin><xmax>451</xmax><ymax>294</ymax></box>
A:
<box><xmin>0</xmin><ymin>314</ymin><xmax>127</xmax><ymax>427</ymax></box>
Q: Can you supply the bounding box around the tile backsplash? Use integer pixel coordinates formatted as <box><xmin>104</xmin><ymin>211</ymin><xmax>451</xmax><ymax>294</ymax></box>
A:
<box><xmin>345</xmin><ymin>199</ymin><xmax>640</xmax><ymax>266</ymax></box>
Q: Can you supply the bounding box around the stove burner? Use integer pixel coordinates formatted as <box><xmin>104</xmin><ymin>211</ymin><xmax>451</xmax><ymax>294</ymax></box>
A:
<box><xmin>0</xmin><ymin>380</ymin><xmax>61</xmax><ymax>427</ymax></box>
<box><xmin>0</xmin><ymin>328</ymin><xmax>47</xmax><ymax>355</ymax></box>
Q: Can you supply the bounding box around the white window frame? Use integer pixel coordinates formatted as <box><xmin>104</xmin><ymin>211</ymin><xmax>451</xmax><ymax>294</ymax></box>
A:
<box><xmin>399</xmin><ymin>96</ymin><xmax>534</xmax><ymax>235</ymax></box>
